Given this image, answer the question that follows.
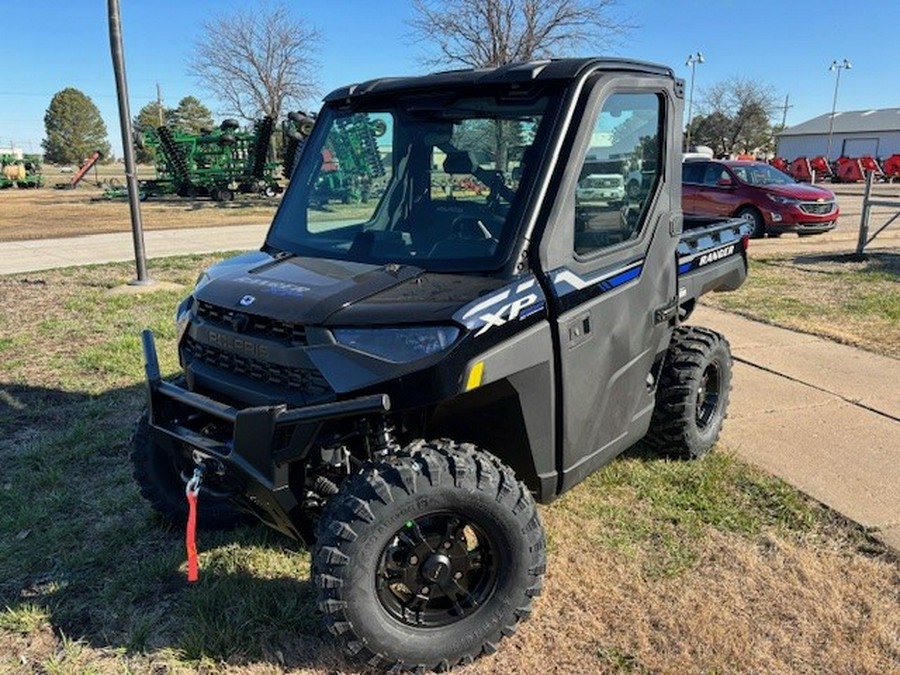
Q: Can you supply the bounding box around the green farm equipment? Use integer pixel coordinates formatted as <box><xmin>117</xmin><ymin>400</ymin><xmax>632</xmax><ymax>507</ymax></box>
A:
<box><xmin>138</xmin><ymin>118</ymin><xmax>282</xmax><ymax>200</ymax></box>
<box><xmin>282</xmin><ymin>111</ymin><xmax>387</xmax><ymax>206</ymax></box>
<box><xmin>1</xmin><ymin>154</ymin><xmax>43</xmax><ymax>189</ymax></box>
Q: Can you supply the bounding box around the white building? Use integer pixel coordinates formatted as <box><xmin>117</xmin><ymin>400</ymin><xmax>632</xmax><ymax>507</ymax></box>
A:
<box><xmin>777</xmin><ymin>109</ymin><xmax>900</xmax><ymax>161</ymax></box>
<box><xmin>0</xmin><ymin>147</ymin><xmax>24</xmax><ymax>159</ymax></box>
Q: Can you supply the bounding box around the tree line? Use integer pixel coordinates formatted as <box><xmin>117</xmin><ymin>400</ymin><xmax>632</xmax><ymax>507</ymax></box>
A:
<box><xmin>42</xmin><ymin>89</ymin><xmax>215</xmax><ymax>165</ymax></box>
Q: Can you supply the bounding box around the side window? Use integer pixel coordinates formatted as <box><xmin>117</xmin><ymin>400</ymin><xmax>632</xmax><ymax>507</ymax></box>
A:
<box><xmin>682</xmin><ymin>162</ymin><xmax>704</xmax><ymax>184</ymax></box>
<box><xmin>574</xmin><ymin>92</ymin><xmax>663</xmax><ymax>257</ymax></box>
<box><xmin>702</xmin><ymin>164</ymin><xmax>727</xmax><ymax>187</ymax></box>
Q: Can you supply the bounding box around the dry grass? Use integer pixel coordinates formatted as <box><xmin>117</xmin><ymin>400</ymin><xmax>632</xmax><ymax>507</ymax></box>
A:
<box><xmin>1</xmin><ymin>256</ymin><xmax>899</xmax><ymax>674</ymax></box>
<box><xmin>703</xmin><ymin>250</ymin><xmax>900</xmax><ymax>358</ymax></box>
<box><xmin>0</xmin><ymin>178</ymin><xmax>280</xmax><ymax>242</ymax></box>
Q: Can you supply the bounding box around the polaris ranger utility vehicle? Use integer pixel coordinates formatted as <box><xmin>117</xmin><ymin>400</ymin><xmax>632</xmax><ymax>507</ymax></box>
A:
<box><xmin>134</xmin><ymin>58</ymin><xmax>750</xmax><ymax>671</ymax></box>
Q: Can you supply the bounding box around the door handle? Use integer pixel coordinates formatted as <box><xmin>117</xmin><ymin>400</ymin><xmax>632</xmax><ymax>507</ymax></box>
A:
<box><xmin>654</xmin><ymin>298</ymin><xmax>678</xmax><ymax>325</ymax></box>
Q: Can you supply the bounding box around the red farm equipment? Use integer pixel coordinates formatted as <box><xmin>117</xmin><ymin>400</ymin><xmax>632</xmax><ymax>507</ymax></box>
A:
<box><xmin>788</xmin><ymin>156</ymin><xmax>834</xmax><ymax>182</ymax></box>
<box><xmin>56</xmin><ymin>150</ymin><xmax>103</xmax><ymax>189</ymax></box>
<box><xmin>787</xmin><ymin>157</ymin><xmax>814</xmax><ymax>182</ymax></box>
<box><xmin>880</xmin><ymin>154</ymin><xmax>900</xmax><ymax>182</ymax></box>
<box><xmin>833</xmin><ymin>156</ymin><xmax>882</xmax><ymax>182</ymax></box>
<box><xmin>769</xmin><ymin>157</ymin><xmax>789</xmax><ymax>173</ymax></box>
<box><xmin>808</xmin><ymin>156</ymin><xmax>832</xmax><ymax>180</ymax></box>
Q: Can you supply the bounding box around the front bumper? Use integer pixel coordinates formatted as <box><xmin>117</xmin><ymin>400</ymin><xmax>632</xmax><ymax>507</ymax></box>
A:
<box><xmin>764</xmin><ymin>203</ymin><xmax>839</xmax><ymax>234</ymax></box>
<box><xmin>141</xmin><ymin>329</ymin><xmax>390</xmax><ymax>539</ymax></box>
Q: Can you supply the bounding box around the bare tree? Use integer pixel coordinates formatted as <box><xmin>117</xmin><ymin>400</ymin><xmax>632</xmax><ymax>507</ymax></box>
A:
<box><xmin>410</xmin><ymin>0</ymin><xmax>632</xmax><ymax>68</ymax></box>
<box><xmin>694</xmin><ymin>77</ymin><xmax>779</xmax><ymax>155</ymax></box>
<box><xmin>189</xmin><ymin>3</ymin><xmax>320</xmax><ymax>122</ymax></box>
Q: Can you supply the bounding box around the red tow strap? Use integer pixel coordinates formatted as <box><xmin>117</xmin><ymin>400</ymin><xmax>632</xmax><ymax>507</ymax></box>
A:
<box><xmin>185</xmin><ymin>470</ymin><xmax>202</xmax><ymax>582</ymax></box>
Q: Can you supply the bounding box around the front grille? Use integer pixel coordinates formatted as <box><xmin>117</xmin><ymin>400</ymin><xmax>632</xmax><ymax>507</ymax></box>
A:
<box><xmin>799</xmin><ymin>201</ymin><xmax>836</xmax><ymax>215</ymax></box>
<box><xmin>600</xmin><ymin>178</ymin><xmax>622</xmax><ymax>188</ymax></box>
<box><xmin>184</xmin><ymin>337</ymin><xmax>332</xmax><ymax>399</ymax></box>
<box><xmin>197</xmin><ymin>300</ymin><xmax>307</xmax><ymax>345</ymax></box>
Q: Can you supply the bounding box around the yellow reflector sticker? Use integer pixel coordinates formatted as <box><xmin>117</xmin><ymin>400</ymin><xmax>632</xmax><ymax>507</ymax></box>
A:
<box><xmin>465</xmin><ymin>361</ymin><xmax>484</xmax><ymax>391</ymax></box>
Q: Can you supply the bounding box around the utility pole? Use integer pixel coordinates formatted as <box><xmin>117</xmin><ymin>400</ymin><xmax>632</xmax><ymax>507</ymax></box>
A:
<box><xmin>780</xmin><ymin>94</ymin><xmax>793</xmax><ymax>128</ymax></box>
<box><xmin>108</xmin><ymin>0</ymin><xmax>152</xmax><ymax>285</ymax></box>
<box><xmin>156</xmin><ymin>83</ymin><xmax>164</xmax><ymax>126</ymax></box>
<box><xmin>685</xmin><ymin>52</ymin><xmax>704</xmax><ymax>152</ymax></box>
<box><xmin>826</xmin><ymin>59</ymin><xmax>852</xmax><ymax>161</ymax></box>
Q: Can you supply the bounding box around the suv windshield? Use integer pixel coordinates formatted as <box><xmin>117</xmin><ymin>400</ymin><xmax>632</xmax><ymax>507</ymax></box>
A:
<box><xmin>267</xmin><ymin>87</ymin><xmax>560</xmax><ymax>272</ymax></box>
<box><xmin>730</xmin><ymin>163</ymin><xmax>795</xmax><ymax>186</ymax></box>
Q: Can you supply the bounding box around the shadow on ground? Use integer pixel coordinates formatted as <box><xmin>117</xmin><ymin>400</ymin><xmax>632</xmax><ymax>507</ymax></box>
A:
<box><xmin>790</xmin><ymin>250</ymin><xmax>900</xmax><ymax>274</ymax></box>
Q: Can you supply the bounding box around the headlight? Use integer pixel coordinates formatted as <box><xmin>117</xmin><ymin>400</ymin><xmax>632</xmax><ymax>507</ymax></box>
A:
<box><xmin>332</xmin><ymin>326</ymin><xmax>459</xmax><ymax>363</ymax></box>
<box><xmin>766</xmin><ymin>193</ymin><xmax>799</xmax><ymax>205</ymax></box>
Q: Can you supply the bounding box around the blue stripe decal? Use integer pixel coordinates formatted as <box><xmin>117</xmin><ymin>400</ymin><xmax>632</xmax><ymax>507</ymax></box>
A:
<box><xmin>677</xmin><ymin>262</ymin><xmax>692</xmax><ymax>275</ymax></box>
<box><xmin>605</xmin><ymin>266</ymin><xmax>641</xmax><ymax>288</ymax></box>
<box><xmin>550</xmin><ymin>259</ymin><xmax>644</xmax><ymax>299</ymax></box>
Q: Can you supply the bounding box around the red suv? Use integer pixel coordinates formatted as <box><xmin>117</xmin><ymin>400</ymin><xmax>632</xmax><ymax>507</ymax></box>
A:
<box><xmin>682</xmin><ymin>159</ymin><xmax>838</xmax><ymax>237</ymax></box>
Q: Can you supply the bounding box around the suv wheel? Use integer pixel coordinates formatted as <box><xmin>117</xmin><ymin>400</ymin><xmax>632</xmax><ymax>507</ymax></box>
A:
<box><xmin>314</xmin><ymin>440</ymin><xmax>546</xmax><ymax>671</ymax></box>
<box><xmin>647</xmin><ymin>326</ymin><xmax>733</xmax><ymax>458</ymax></box>
<box><xmin>130</xmin><ymin>412</ymin><xmax>248</xmax><ymax>529</ymax></box>
<box><xmin>737</xmin><ymin>206</ymin><xmax>766</xmax><ymax>238</ymax></box>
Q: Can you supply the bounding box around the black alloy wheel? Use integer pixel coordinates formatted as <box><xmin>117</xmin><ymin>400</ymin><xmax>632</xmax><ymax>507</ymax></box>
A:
<box><xmin>376</xmin><ymin>512</ymin><xmax>499</xmax><ymax>628</ymax></box>
<box><xmin>695</xmin><ymin>360</ymin><xmax>722</xmax><ymax>430</ymax></box>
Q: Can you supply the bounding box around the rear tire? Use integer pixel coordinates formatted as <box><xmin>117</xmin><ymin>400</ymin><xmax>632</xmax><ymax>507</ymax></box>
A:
<box><xmin>314</xmin><ymin>440</ymin><xmax>545</xmax><ymax>671</ymax></box>
<box><xmin>130</xmin><ymin>412</ymin><xmax>247</xmax><ymax>529</ymax></box>
<box><xmin>647</xmin><ymin>326</ymin><xmax>733</xmax><ymax>458</ymax></box>
<box><xmin>737</xmin><ymin>206</ymin><xmax>766</xmax><ymax>238</ymax></box>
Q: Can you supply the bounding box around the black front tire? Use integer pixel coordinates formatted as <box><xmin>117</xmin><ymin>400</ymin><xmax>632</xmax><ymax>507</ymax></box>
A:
<box><xmin>737</xmin><ymin>206</ymin><xmax>766</xmax><ymax>238</ymax></box>
<box><xmin>130</xmin><ymin>413</ymin><xmax>247</xmax><ymax>529</ymax></box>
<box><xmin>647</xmin><ymin>326</ymin><xmax>733</xmax><ymax>458</ymax></box>
<box><xmin>314</xmin><ymin>440</ymin><xmax>546</xmax><ymax>671</ymax></box>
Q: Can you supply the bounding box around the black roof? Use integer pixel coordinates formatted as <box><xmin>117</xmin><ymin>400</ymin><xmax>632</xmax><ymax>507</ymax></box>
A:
<box><xmin>324</xmin><ymin>58</ymin><xmax>676</xmax><ymax>102</ymax></box>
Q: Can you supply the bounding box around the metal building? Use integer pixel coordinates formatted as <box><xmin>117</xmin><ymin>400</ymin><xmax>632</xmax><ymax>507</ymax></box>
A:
<box><xmin>776</xmin><ymin>108</ymin><xmax>900</xmax><ymax>161</ymax></box>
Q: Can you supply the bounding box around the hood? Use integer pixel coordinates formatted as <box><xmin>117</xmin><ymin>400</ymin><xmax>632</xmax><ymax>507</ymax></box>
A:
<box><xmin>194</xmin><ymin>251</ymin><xmax>505</xmax><ymax>326</ymax></box>
<box><xmin>763</xmin><ymin>182</ymin><xmax>835</xmax><ymax>201</ymax></box>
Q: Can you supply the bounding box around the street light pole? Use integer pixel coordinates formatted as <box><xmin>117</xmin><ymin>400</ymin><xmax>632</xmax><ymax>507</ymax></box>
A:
<box><xmin>108</xmin><ymin>0</ymin><xmax>152</xmax><ymax>285</ymax></box>
<box><xmin>826</xmin><ymin>58</ymin><xmax>851</xmax><ymax>162</ymax></box>
<box><xmin>685</xmin><ymin>51</ymin><xmax>704</xmax><ymax>152</ymax></box>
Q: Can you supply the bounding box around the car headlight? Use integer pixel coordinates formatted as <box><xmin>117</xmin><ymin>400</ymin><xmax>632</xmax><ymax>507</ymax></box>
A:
<box><xmin>766</xmin><ymin>193</ymin><xmax>799</xmax><ymax>205</ymax></box>
<box><xmin>332</xmin><ymin>326</ymin><xmax>459</xmax><ymax>363</ymax></box>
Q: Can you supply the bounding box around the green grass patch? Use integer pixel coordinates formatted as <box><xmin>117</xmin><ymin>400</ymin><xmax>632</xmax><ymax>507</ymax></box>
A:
<box><xmin>0</xmin><ymin>603</ymin><xmax>49</xmax><ymax>634</ymax></box>
<box><xmin>555</xmin><ymin>449</ymin><xmax>819</xmax><ymax>578</ymax></box>
<box><xmin>705</xmin><ymin>251</ymin><xmax>900</xmax><ymax>357</ymax></box>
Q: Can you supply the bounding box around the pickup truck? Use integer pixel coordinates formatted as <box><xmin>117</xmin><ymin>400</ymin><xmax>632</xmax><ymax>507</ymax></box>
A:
<box><xmin>133</xmin><ymin>57</ymin><xmax>750</xmax><ymax>672</ymax></box>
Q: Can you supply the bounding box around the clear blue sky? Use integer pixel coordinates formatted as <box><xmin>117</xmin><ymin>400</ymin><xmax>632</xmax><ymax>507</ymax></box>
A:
<box><xmin>2</xmin><ymin>0</ymin><xmax>897</xmax><ymax>156</ymax></box>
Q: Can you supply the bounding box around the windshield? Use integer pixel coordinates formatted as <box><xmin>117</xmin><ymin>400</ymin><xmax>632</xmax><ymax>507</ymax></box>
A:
<box><xmin>730</xmin><ymin>164</ymin><xmax>795</xmax><ymax>186</ymax></box>
<box><xmin>267</xmin><ymin>87</ymin><xmax>559</xmax><ymax>272</ymax></box>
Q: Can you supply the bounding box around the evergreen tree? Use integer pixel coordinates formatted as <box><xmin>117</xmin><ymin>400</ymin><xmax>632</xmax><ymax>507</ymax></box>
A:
<box><xmin>42</xmin><ymin>88</ymin><xmax>111</xmax><ymax>165</ymax></box>
<box><xmin>169</xmin><ymin>96</ymin><xmax>214</xmax><ymax>135</ymax></box>
<box><xmin>134</xmin><ymin>100</ymin><xmax>170</xmax><ymax>132</ymax></box>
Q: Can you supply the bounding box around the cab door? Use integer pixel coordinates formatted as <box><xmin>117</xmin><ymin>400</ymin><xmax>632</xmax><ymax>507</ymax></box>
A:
<box><xmin>537</xmin><ymin>75</ymin><xmax>681</xmax><ymax>491</ymax></box>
